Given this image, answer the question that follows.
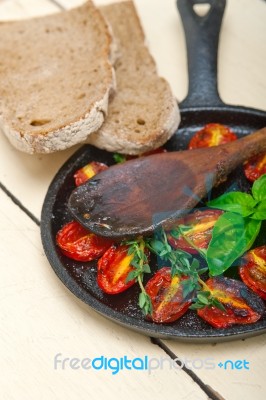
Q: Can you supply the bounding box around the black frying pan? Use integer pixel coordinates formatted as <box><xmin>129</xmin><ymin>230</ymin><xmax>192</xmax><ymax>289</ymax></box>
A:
<box><xmin>172</xmin><ymin>0</ymin><xmax>266</xmax><ymax>149</ymax></box>
<box><xmin>41</xmin><ymin>0</ymin><xmax>266</xmax><ymax>342</ymax></box>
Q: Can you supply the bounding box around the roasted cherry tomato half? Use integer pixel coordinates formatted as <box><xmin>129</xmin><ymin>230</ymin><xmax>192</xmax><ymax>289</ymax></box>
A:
<box><xmin>188</xmin><ymin>123</ymin><xmax>237</xmax><ymax>149</ymax></box>
<box><xmin>145</xmin><ymin>267</ymin><xmax>193</xmax><ymax>323</ymax></box>
<box><xmin>74</xmin><ymin>161</ymin><xmax>108</xmax><ymax>186</ymax></box>
<box><xmin>244</xmin><ymin>153</ymin><xmax>266</xmax><ymax>182</ymax></box>
<box><xmin>97</xmin><ymin>244</ymin><xmax>138</xmax><ymax>294</ymax></box>
<box><xmin>239</xmin><ymin>245</ymin><xmax>266</xmax><ymax>300</ymax></box>
<box><xmin>197</xmin><ymin>277</ymin><xmax>265</xmax><ymax>329</ymax></box>
<box><xmin>168</xmin><ymin>209</ymin><xmax>223</xmax><ymax>254</ymax></box>
<box><xmin>56</xmin><ymin>221</ymin><xmax>113</xmax><ymax>262</ymax></box>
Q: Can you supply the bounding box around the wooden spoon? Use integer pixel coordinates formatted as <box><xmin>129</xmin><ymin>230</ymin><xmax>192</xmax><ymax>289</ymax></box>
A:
<box><xmin>68</xmin><ymin>128</ymin><xmax>266</xmax><ymax>239</ymax></box>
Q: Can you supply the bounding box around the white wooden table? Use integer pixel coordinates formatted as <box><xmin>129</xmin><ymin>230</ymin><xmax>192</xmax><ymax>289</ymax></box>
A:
<box><xmin>0</xmin><ymin>1</ymin><xmax>266</xmax><ymax>399</ymax></box>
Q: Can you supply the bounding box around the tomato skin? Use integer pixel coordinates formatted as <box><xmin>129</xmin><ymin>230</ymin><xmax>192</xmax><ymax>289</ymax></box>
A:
<box><xmin>97</xmin><ymin>245</ymin><xmax>137</xmax><ymax>294</ymax></box>
<box><xmin>56</xmin><ymin>221</ymin><xmax>113</xmax><ymax>262</ymax></box>
<box><xmin>239</xmin><ymin>246</ymin><xmax>266</xmax><ymax>300</ymax></box>
<box><xmin>168</xmin><ymin>209</ymin><xmax>223</xmax><ymax>254</ymax></box>
<box><xmin>74</xmin><ymin>161</ymin><xmax>108</xmax><ymax>186</ymax></box>
<box><xmin>189</xmin><ymin>123</ymin><xmax>237</xmax><ymax>149</ymax></box>
<box><xmin>145</xmin><ymin>267</ymin><xmax>193</xmax><ymax>323</ymax></box>
<box><xmin>197</xmin><ymin>277</ymin><xmax>265</xmax><ymax>329</ymax></box>
<box><xmin>244</xmin><ymin>153</ymin><xmax>266</xmax><ymax>182</ymax></box>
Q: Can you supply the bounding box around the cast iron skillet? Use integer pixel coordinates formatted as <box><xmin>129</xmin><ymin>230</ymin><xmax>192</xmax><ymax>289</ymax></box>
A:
<box><xmin>41</xmin><ymin>0</ymin><xmax>266</xmax><ymax>342</ymax></box>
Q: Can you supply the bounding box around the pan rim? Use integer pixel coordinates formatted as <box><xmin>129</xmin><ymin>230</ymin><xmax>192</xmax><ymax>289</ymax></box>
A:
<box><xmin>41</xmin><ymin>130</ymin><xmax>266</xmax><ymax>342</ymax></box>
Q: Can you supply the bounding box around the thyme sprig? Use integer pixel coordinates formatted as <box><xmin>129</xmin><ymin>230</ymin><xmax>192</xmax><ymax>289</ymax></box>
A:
<box><xmin>190</xmin><ymin>289</ymin><xmax>226</xmax><ymax>311</ymax></box>
<box><xmin>147</xmin><ymin>228</ymin><xmax>225</xmax><ymax>311</ymax></box>
<box><xmin>124</xmin><ymin>228</ymin><xmax>227</xmax><ymax>316</ymax></box>
<box><xmin>147</xmin><ymin>229</ymin><xmax>207</xmax><ymax>297</ymax></box>
<box><xmin>124</xmin><ymin>237</ymin><xmax>152</xmax><ymax>315</ymax></box>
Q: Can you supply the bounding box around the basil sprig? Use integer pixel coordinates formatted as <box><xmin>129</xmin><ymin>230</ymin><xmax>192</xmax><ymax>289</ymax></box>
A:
<box><xmin>206</xmin><ymin>174</ymin><xmax>266</xmax><ymax>276</ymax></box>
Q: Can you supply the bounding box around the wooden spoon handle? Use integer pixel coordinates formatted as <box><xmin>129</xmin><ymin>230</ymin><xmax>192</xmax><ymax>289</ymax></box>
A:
<box><xmin>221</xmin><ymin>128</ymin><xmax>266</xmax><ymax>170</ymax></box>
<box><xmin>230</xmin><ymin>127</ymin><xmax>266</xmax><ymax>160</ymax></box>
<box><xmin>168</xmin><ymin>127</ymin><xmax>266</xmax><ymax>190</ymax></box>
<box><xmin>206</xmin><ymin>127</ymin><xmax>266</xmax><ymax>178</ymax></box>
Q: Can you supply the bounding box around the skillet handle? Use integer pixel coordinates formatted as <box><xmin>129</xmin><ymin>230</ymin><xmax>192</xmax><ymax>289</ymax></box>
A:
<box><xmin>177</xmin><ymin>0</ymin><xmax>226</xmax><ymax>109</ymax></box>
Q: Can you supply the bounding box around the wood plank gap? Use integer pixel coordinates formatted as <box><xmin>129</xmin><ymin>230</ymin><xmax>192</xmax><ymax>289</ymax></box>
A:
<box><xmin>150</xmin><ymin>337</ymin><xmax>226</xmax><ymax>400</ymax></box>
<box><xmin>47</xmin><ymin>0</ymin><xmax>66</xmax><ymax>10</ymax></box>
<box><xmin>0</xmin><ymin>181</ymin><xmax>40</xmax><ymax>226</ymax></box>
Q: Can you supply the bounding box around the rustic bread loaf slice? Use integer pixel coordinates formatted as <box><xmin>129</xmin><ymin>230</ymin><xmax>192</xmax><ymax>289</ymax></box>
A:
<box><xmin>87</xmin><ymin>0</ymin><xmax>180</xmax><ymax>155</ymax></box>
<box><xmin>0</xmin><ymin>0</ymin><xmax>115</xmax><ymax>154</ymax></box>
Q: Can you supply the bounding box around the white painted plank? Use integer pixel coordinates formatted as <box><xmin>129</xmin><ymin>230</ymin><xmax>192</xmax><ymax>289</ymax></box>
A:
<box><xmin>54</xmin><ymin>0</ymin><xmax>86</xmax><ymax>8</ymax></box>
<box><xmin>0</xmin><ymin>1</ymin><xmax>265</xmax><ymax>399</ymax></box>
<box><xmin>161</xmin><ymin>334</ymin><xmax>266</xmax><ymax>400</ymax></box>
<box><xmin>0</xmin><ymin>190</ymin><xmax>209</xmax><ymax>400</ymax></box>
<box><xmin>0</xmin><ymin>0</ymin><xmax>59</xmax><ymax>18</ymax></box>
<box><xmin>0</xmin><ymin>143</ymin><xmax>81</xmax><ymax>219</ymax></box>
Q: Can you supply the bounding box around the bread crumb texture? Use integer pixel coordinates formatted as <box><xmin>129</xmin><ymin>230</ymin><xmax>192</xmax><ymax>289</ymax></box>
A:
<box><xmin>0</xmin><ymin>0</ymin><xmax>115</xmax><ymax>153</ymax></box>
<box><xmin>87</xmin><ymin>1</ymin><xmax>180</xmax><ymax>155</ymax></box>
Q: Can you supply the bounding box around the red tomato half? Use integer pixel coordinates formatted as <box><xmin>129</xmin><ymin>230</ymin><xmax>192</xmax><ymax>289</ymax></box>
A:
<box><xmin>145</xmin><ymin>267</ymin><xmax>193</xmax><ymax>323</ymax></box>
<box><xmin>74</xmin><ymin>161</ymin><xmax>108</xmax><ymax>186</ymax></box>
<box><xmin>197</xmin><ymin>277</ymin><xmax>265</xmax><ymax>329</ymax></box>
<box><xmin>239</xmin><ymin>245</ymin><xmax>266</xmax><ymax>300</ymax></box>
<box><xmin>189</xmin><ymin>123</ymin><xmax>237</xmax><ymax>149</ymax></box>
<box><xmin>168</xmin><ymin>209</ymin><xmax>223</xmax><ymax>254</ymax></box>
<box><xmin>244</xmin><ymin>153</ymin><xmax>266</xmax><ymax>182</ymax></box>
<box><xmin>56</xmin><ymin>221</ymin><xmax>113</xmax><ymax>262</ymax></box>
<box><xmin>97</xmin><ymin>245</ymin><xmax>137</xmax><ymax>294</ymax></box>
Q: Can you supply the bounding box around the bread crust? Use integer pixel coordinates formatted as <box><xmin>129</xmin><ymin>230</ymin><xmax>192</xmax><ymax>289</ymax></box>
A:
<box><xmin>87</xmin><ymin>0</ymin><xmax>180</xmax><ymax>155</ymax></box>
<box><xmin>0</xmin><ymin>86</ymin><xmax>113</xmax><ymax>153</ymax></box>
<box><xmin>0</xmin><ymin>1</ymin><xmax>115</xmax><ymax>154</ymax></box>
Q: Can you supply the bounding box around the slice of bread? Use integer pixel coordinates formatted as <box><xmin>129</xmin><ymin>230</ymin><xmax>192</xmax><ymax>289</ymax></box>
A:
<box><xmin>87</xmin><ymin>0</ymin><xmax>180</xmax><ymax>155</ymax></box>
<box><xmin>0</xmin><ymin>0</ymin><xmax>115</xmax><ymax>154</ymax></box>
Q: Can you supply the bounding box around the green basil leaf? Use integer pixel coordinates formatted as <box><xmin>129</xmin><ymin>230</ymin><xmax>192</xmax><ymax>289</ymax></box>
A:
<box><xmin>207</xmin><ymin>212</ymin><xmax>261</xmax><ymax>276</ymax></box>
<box><xmin>207</xmin><ymin>192</ymin><xmax>257</xmax><ymax>216</ymax></box>
<box><xmin>252</xmin><ymin>174</ymin><xmax>266</xmax><ymax>201</ymax></box>
<box><xmin>250</xmin><ymin>200</ymin><xmax>266</xmax><ymax>220</ymax></box>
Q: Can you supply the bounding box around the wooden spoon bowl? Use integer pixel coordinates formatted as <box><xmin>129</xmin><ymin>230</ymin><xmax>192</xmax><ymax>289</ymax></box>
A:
<box><xmin>68</xmin><ymin>127</ymin><xmax>266</xmax><ymax>239</ymax></box>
